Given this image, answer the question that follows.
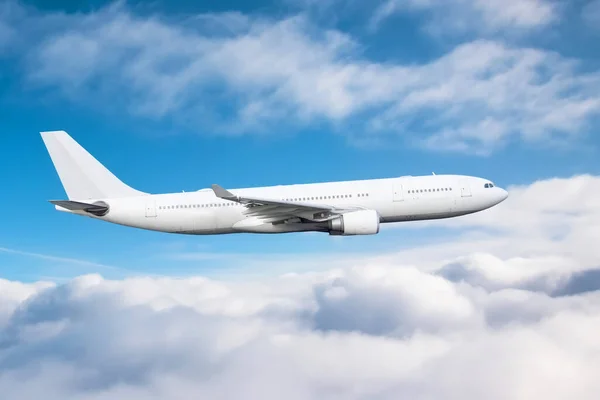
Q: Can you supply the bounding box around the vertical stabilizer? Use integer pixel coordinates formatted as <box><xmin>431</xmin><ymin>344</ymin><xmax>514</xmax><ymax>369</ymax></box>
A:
<box><xmin>41</xmin><ymin>131</ymin><xmax>147</xmax><ymax>200</ymax></box>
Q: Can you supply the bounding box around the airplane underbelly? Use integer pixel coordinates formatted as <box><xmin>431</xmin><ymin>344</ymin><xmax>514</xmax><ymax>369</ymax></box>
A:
<box><xmin>193</xmin><ymin>212</ymin><xmax>217</xmax><ymax>232</ymax></box>
<box><xmin>385</xmin><ymin>197</ymin><xmax>456</xmax><ymax>222</ymax></box>
<box><xmin>153</xmin><ymin>212</ymin><xmax>217</xmax><ymax>233</ymax></box>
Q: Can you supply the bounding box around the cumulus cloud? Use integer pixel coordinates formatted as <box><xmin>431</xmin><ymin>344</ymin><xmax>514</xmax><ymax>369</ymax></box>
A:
<box><xmin>2</xmin><ymin>175</ymin><xmax>600</xmax><ymax>399</ymax></box>
<box><xmin>2</xmin><ymin>262</ymin><xmax>600</xmax><ymax>399</ymax></box>
<box><xmin>388</xmin><ymin>175</ymin><xmax>600</xmax><ymax>265</ymax></box>
<box><xmin>0</xmin><ymin>2</ymin><xmax>596</xmax><ymax>153</ymax></box>
<box><xmin>371</xmin><ymin>0</ymin><xmax>558</xmax><ymax>34</ymax></box>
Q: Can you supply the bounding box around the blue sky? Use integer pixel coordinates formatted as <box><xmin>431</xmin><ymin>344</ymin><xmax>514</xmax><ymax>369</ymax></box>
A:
<box><xmin>1</xmin><ymin>0</ymin><xmax>599</xmax><ymax>282</ymax></box>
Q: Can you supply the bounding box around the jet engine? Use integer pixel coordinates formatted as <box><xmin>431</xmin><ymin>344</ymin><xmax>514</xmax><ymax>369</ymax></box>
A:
<box><xmin>328</xmin><ymin>209</ymin><xmax>380</xmax><ymax>236</ymax></box>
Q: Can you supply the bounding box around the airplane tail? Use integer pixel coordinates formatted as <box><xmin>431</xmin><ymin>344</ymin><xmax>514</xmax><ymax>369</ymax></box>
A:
<box><xmin>41</xmin><ymin>130</ymin><xmax>148</xmax><ymax>200</ymax></box>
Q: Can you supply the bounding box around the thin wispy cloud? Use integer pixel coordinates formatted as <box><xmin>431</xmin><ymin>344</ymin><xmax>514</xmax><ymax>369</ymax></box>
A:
<box><xmin>370</xmin><ymin>0</ymin><xmax>558</xmax><ymax>34</ymax></box>
<box><xmin>0</xmin><ymin>3</ymin><xmax>14</xmax><ymax>51</ymax></box>
<box><xmin>583</xmin><ymin>0</ymin><xmax>600</xmax><ymax>30</ymax></box>
<box><xmin>0</xmin><ymin>1</ymin><xmax>594</xmax><ymax>154</ymax></box>
<box><xmin>0</xmin><ymin>246</ymin><xmax>155</xmax><ymax>278</ymax></box>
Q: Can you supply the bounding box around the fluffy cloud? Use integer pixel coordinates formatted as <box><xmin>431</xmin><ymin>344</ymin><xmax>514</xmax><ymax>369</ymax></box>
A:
<box><xmin>390</xmin><ymin>174</ymin><xmax>600</xmax><ymax>265</ymax></box>
<box><xmin>2</xmin><ymin>262</ymin><xmax>600</xmax><ymax>399</ymax></box>
<box><xmin>1</xmin><ymin>2</ymin><xmax>595</xmax><ymax>153</ymax></box>
<box><xmin>371</xmin><ymin>0</ymin><xmax>558</xmax><ymax>34</ymax></box>
<box><xmin>2</xmin><ymin>175</ymin><xmax>600</xmax><ymax>399</ymax></box>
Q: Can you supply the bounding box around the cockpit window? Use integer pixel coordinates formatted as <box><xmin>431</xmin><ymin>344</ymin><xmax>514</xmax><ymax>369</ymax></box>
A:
<box><xmin>484</xmin><ymin>183</ymin><xmax>495</xmax><ymax>188</ymax></box>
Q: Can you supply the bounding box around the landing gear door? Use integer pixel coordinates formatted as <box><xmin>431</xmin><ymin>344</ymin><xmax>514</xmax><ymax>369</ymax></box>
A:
<box><xmin>145</xmin><ymin>200</ymin><xmax>157</xmax><ymax>218</ymax></box>
<box><xmin>393</xmin><ymin>182</ymin><xmax>404</xmax><ymax>202</ymax></box>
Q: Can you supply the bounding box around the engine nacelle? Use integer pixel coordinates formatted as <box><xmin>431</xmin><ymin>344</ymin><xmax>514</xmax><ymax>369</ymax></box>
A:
<box><xmin>328</xmin><ymin>209</ymin><xmax>380</xmax><ymax>236</ymax></box>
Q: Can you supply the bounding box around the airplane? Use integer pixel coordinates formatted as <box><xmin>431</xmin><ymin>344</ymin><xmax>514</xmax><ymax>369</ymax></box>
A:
<box><xmin>41</xmin><ymin>131</ymin><xmax>509</xmax><ymax>236</ymax></box>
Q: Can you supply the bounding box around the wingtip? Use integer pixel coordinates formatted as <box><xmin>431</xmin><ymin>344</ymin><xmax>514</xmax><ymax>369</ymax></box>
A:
<box><xmin>211</xmin><ymin>184</ymin><xmax>236</xmax><ymax>199</ymax></box>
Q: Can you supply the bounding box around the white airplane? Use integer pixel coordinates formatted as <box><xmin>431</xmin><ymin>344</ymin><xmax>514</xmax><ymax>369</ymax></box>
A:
<box><xmin>41</xmin><ymin>131</ymin><xmax>508</xmax><ymax>236</ymax></box>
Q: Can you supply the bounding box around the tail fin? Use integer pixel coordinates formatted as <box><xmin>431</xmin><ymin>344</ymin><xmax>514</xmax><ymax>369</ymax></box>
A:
<box><xmin>41</xmin><ymin>131</ymin><xmax>147</xmax><ymax>200</ymax></box>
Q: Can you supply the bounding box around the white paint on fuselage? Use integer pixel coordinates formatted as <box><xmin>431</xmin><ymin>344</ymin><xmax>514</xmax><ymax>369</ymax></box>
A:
<box><xmin>57</xmin><ymin>174</ymin><xmax>508</xmax><ymax>235</ymax></box>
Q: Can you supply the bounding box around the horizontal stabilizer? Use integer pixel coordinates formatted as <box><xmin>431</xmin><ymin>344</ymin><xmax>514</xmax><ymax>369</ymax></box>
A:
<box><xmin>50</xmin><ymin>200</ymin><xmax>109</xmax><ymax>216</ymax></box>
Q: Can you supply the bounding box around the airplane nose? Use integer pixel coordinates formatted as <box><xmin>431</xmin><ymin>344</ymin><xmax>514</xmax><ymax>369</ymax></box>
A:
<box><xmin>499</xmin><ymin>188</ymin><xmax>509</xmax><ymax>202</ymax></box>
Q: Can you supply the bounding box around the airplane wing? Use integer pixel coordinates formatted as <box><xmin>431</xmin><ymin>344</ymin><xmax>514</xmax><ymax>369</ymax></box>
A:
<box><xmin>211</xmin><ymin>184</ymin><xmax>361</xmax><ymax>223</ymax></box>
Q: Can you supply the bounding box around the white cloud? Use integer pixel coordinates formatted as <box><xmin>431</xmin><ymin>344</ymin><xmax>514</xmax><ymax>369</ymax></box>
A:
<box><xmin>2</xmin><ymin>263</ymin><xmax>600</xmax><ymax>399</ymax></box>
<box><xmin>4</xmin><ymin>2</ymin><xmax>595</xmax><ymax>153</ymax></box>
<box><xmin>371</xmin><ymin>0</ymin><xmax>558</xmax><ymax>34</ymax></box>
<box><xmin>2</xmin><ymin>175</ymin><xmax>600</xmax><ymax>399</ymax></box>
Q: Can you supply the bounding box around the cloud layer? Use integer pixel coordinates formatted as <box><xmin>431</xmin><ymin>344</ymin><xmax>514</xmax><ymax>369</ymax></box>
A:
<box><xmin>2</xmin><ymin>262</ymin><xmax>600</xmax><ymax>399</ymax></box>
<box><xmin>1</xmin><ymin>1</ymin><xmax>598</xmax><ymax>153</ymax></box>
<box><xmin>2</xmin><ymin>174</ymin><xmax>600</xmax><ymax>399</ymax></box>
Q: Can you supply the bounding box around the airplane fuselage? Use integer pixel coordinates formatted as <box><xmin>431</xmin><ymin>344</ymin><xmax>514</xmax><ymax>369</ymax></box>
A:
<box><xmin>57</xmin><ymin>174</ymin><xmax>508</xmax><ymax>235</ymax></box>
